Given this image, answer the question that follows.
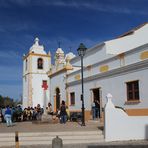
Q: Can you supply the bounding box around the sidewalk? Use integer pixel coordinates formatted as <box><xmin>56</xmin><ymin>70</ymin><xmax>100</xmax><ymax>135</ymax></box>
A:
<box><xmin>0</xmin><ymin>120</ymin><xmax>104</xmax><ymax>147</ymax></box>
<box><xmin>0</xmin><ymin>120</ymin><xmax>101</xmax><ymax>133</ymax></box>
<box><xmin>0</xmin><ymin>120</ymin><xmax>148</xmax><ymax>148</ymax></box>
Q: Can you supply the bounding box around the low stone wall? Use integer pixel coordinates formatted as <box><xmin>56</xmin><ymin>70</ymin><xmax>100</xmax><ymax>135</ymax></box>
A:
<box><xmin>104</xmin><ymin>93</ymin><xmax>148</xmax><ymax>141</ymax></box>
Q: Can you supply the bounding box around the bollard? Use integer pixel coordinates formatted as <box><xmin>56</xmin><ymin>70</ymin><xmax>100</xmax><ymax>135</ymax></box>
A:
<box><xmin>15</xmin><ymin>131</ymin><xmax>19</xmax><ymax>148</ymax></box>
<box><xmin>52</xmin><ymin>135</ymin><xmax>63</xmax><ymax>148</ymax></box>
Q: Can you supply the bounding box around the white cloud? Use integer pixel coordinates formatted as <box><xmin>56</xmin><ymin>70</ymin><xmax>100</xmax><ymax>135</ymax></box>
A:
<box><xmin>0</xmin><ymin>0</ymin><xmax>147</xmax><ymax>16</ymax></box>
<box><xmin>39</xmin><ymin>0</ymin><xmax>148</xmax><ymax>15</ymax></box>
<box><xmin>45</xmin><ymin>1</ymin><xmax>145</xmax><ymax>16</ymax></box>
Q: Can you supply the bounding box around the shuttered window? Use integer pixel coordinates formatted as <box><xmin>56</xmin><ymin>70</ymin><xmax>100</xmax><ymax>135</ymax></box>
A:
<box><xmin>126</xmin><ymin>81</ymin><xmax>139</xmax><ymax>101</ymax></box>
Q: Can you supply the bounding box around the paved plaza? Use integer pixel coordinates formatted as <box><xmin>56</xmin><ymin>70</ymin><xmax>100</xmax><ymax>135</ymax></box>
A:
<box><xmin>0</xmin><ymin>120</ymin><xmax>148</xmax><ymax>148</ymax></box>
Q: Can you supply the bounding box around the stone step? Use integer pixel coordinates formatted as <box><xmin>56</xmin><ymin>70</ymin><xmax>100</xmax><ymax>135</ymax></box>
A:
<box><xmin>0</xmin><ymin>131</ymin><xmax>104</xmax><ymax>147</ymax></box>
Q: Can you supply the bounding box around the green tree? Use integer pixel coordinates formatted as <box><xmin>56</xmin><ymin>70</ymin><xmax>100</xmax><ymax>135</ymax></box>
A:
<box><xmin>0</xmin><ymin>95</ymin><xmax>4</xmax><ymax>106</ymax></box>
<box><xmin>0</xmin><ymin>94</ymin><xmax>19</xmax><ymax>107</ymax></box>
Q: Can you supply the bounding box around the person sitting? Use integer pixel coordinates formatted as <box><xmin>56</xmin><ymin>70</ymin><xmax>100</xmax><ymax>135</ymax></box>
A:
<box><xmin>26</xmin><ymin>106</ymin><xmax>32</xmax><ymax>120</ymax></box>
<box><xmin>46</xmin><ymin>102</ymin><xmax>53</xmax><ymax>115</ymax></box>
<box><xmin>36</xmin><ymin>104</ymin><xmax>41</xmax><ymax>120</ymax></box>
<box><xmin>23</xmin><ymin>108</ymin><xmax>27</xmax><ymax>121</ymax></box>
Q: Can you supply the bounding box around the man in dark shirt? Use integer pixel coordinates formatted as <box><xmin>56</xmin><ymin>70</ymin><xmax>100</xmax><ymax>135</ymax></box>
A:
<box><xmin>95</xmin><ymin>100</ymin><xmax>100</xmax><ymax>119</ymax></box>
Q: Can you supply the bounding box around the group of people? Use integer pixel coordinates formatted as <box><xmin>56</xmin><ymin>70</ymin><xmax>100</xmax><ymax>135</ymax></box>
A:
<box><xmin>0</xmin><ymin>105</ymin><xmax>23</xmax><ymax>126</ymax></box>
<box><xmin>46</xmin><ymin>100</ymin><xmax>68</xmax><ymax>124</ymax></box>
<box><xmin>0</xmin><ymin>100</ymin><xmax>68</xmax><ymax>127</ymax></box>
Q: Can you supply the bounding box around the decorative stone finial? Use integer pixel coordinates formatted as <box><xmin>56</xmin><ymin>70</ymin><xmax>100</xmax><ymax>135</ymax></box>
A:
<box><xmin>106</xmin><ymin>93</ymin><xmax>114</xmax><ymax>108</ymax></box>
<box><xmin>66</xmin><ymin>55</ymin><xmax>70</xmax><ymax>63</ymax></box>
<box><xmin>106</xmin><ymin>93</ymin><xmax>112</xmax><ymax>100</ymax></box>
<box><xmin>34</xmin><ymin>37</ymin><xmax>39</xmax><ymax>45</ymax></box>
<box><xmin>48</xmin><ymin>51</ymin><xmax>51</xmax><ymax>56</ymax></box>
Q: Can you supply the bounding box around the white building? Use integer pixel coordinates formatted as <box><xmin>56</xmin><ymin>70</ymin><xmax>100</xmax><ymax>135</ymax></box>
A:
<box><xmin>23</xmin><ymin>23</ymin><xmax>148</xmax><ymax>121</ymax></box>
<box><xmin>23</xmin><ymin>38</ymin><xmax>51</xmax><ymax>108</ymax></box>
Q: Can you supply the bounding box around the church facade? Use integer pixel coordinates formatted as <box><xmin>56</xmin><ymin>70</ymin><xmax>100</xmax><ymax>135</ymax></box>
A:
<box><xmin>23</xmin><ymin>23</ymin><xmax>148</xmax><ymax>121</ymax></box>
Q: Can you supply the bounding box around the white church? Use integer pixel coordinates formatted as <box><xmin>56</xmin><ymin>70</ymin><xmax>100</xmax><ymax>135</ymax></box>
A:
<box><xmin>23</xmin><ymin>23</ymin><xmax>148</xmax><ymax>121</ymax></box>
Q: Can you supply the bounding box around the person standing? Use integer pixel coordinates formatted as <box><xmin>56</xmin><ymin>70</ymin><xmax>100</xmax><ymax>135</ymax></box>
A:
<box><xmin>95</xmin><ymin>100</ymin><xmax>100</xmax><ymax>119</ymax></box>
<box><xmin>4</xmin><ymin>105</ymin><xmax>12</xmax><ymax>127</ymax></box>
<box><xmin>92</xmin><ymin>101</ymin><xmax>96</xmax><ymax>120</ymax></box>
<box><xmin>60</xmin><ymin>100</ymin><xmax>67</xmax><ymax>124</ymax></box>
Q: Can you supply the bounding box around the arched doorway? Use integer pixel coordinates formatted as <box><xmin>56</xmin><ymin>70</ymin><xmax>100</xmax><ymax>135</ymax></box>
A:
<box><xmin>55</xmin><ymin>88</ymin><xmax>60</xmax><ymax>111</ymax></box>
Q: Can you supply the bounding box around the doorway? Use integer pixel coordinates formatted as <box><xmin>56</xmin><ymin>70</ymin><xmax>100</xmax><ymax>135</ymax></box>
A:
<box><xmin>92</xmin><ymin>88</ymin><xmax>101</xmax><ymax>118</ymax></box>
<box><xmin>55</xmin><ymin>88</ymin><xmax>60</xmax><ymax>111</ymax></box>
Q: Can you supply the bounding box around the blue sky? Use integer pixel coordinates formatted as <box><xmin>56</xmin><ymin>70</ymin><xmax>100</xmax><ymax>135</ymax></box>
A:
<box><xmin>0</xmin><ymin>0</ymin><xmax>147</xmax><ymax>100</ymax></box>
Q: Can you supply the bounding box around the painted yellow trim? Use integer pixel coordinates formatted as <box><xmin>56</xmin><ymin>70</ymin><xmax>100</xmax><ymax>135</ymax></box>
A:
<box><xmin>66</xmin><ymin>90</ymin><xmax>69</xmax><ymax>106</ymax></box>
<box><xmin>126</xmin><ymin>108</ymin><xmax>148</xmax><ymax>116</ymax></box>
<box><xmin>28</xmin><ymin>55</ymin><xmax>33</xmax><ymax>107</ymax></box>
<box><xmin>118</xmin><ymin>53</ymin><xmax>125</xmax><ymax>59</ymax></box>
<box><xmin>74</xmin><ymin>74</ymin><xmax>80</xmax><ymax>80</ymax></box>
<box><xmin>65</xmin><ymin>65</ymin><xmax>73</xmax><ymax>70</ymax></box>
<box><xmin>48</xmin><ymin>67</ymin><xmax>66</xmax><ymax>77</ymax></box>
<box><xmin>24</xmin><ymin>72</ymin><xmax>48</xmax><ymax>76</ymax></box>
<box><xmin>118</xmin><ymin>53</ymin><xmax>125</xmax><ymax>66</ymax></box>
<box><xmin>54</xmin><ymin>96</ymin><xmax>56</xmax><ymax>112</ymax></box>
<box><xmin>48</xmin><ymin>66</ymin><xmax>73</xmax><ymax>77</ymax></box>
<box><xmin>86</xmin><ymin>65</ymin><xmax>92</xmax><ymax>71</ymax></box>
<box><xmin>99</xmin><ymin>65</ymin><xmax>109</xmax><ymax>72</ymax></box>
<box><xmin>23</xmin><ymin>52</ymin><xmax>50</xmax><ymax>60</ymax></box>
<box><xmin>140</xmin><ymin>51</ymin><xmax>148</xmax><ymax>60</ymax></box>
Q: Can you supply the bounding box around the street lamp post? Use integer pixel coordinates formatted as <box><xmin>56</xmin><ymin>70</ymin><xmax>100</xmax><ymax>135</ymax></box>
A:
<box><xmin>77</xmin><ymin>43</ymin><xmax>87</xmax><ymax>126</ymax></box>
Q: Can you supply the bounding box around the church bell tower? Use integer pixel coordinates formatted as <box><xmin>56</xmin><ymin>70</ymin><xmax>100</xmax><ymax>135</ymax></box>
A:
<box><xmin>23</xmin><ymin>38</ymin><xmax>51</xmax><ymax>108</ymax></box>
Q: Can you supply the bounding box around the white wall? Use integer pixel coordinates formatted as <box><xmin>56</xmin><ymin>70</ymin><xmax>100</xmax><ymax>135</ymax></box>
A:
<box><xmin>50</xmin><ymin>70</ymin><xmax>66</xmax><ymax>107</ymax></box>
<box><xmin>105</xmin><ymin>93</ymin><xmax>148</xmax><ymax>141</ymax></box>
<box><xmin>105</xmin><ymin>24</ymin><xmax>148</xmax><ymax>54</ymax></box>
<box><xmin>32</xmin><ymin>74</ymin><xmax>49</xmax><ymax>107</ymax></box>
<box><xmin>67</xmin><ymin>43</ymin><xmax>148</xmax><ymax>110</ymax></box>
<box><xmin>68</xmin><ymin>84</ymin><xmax>86</xmax><ymax>111</ymax></box>
<box><xmin>31</xmin><ymin>56</ymin><xmax>50</xmax><ymax>73</ymax></box>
